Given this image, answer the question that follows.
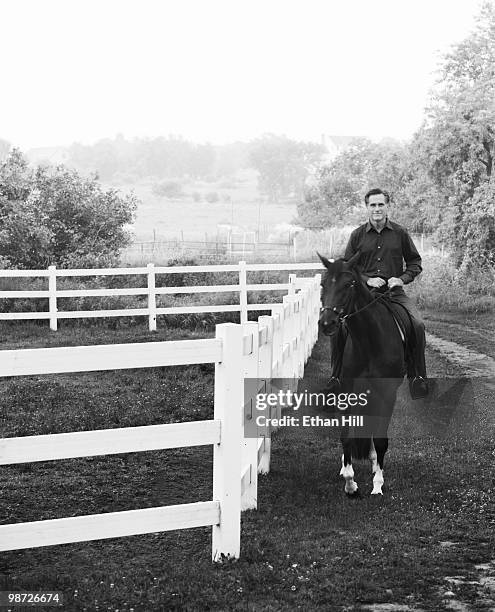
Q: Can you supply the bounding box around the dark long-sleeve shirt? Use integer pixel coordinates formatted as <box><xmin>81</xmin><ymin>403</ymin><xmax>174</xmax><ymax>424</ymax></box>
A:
<box><xmin>344</xmin><ymin>219</ymin><xmax>422</xmax><ymax>284</ymax></box>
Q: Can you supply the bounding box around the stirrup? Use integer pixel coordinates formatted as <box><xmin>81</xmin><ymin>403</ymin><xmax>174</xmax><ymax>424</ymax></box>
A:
<box><xmin>409</xmin><ymin>376</ymin><xmax>429</xmax><ymax>400</ymax></box>
<box><xmin>326</xmin><ymin>376</ymin><xmax>341</xmax><ymax>394</ymax></box>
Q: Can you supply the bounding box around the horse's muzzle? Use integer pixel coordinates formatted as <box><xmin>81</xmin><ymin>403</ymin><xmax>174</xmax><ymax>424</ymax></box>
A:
<box><xmin>320</xmin><ymin>318</ymin><xmax>339</xmax><ymax>336</ymax></box>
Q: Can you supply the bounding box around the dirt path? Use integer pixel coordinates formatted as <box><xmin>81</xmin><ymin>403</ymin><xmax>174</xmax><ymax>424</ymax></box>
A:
<box><xmin>426</xmin><ymin>331</ymin><xmax>495</xmax><ymax>377</ymax></box>
<box><xmin>424</xmin><ymin>312</ymin><xmax>495</xmax><ymax>363</ymax></box>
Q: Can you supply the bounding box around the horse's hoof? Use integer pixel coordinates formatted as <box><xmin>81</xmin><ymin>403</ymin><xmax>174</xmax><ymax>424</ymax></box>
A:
<box><xmin>370</xmin><ymin>485</ymin><xmax>384</xmax><ymax>496</ymax></box>
<box><xmin>345</xmin><ymin>489</ymin><xmax>361</xmax><ymax>498</ymax></box>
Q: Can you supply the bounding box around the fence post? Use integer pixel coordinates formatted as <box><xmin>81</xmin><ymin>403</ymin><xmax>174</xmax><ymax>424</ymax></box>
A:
<box><xmin>296</xmin><ymin>290</ymin><xmax>308</xmax><ymax>371</ymax></box>
<box><xmin>147</xmin><ymin>263</ymin><xmax>157</xmax><ymax>332</ymax></box>
<box><xmin>241</xmin><ymin>321</ymin><xmax>259</xmax><ymax>511</ymax></box>
<box><xmin>287</xmin><ymin>294</ymin><xmax>303</xmax><ymax>378</ymax></box>
<box><xmin>288</xmin><ymin>273</ymin><xmax>296</xmax><ymax>295</ymax></box>
<box><xmin>313</xmin><ymin>274</ymin><xmax>322</xmax><ymax>348</ymax></box>
<box><xmin>282</xmin><ymin>296</ymin><xmax>296</xmax><ymax>380</ymax></box>
<box><xmin>271</xmin><ymin>305</ymin><xmax>284</xmax><ymax>380</ymax></box>
<box><xmin>302</xmin><ymin>288</ymin><xmax>311</xmax><ymax>362</ymax></box>
<box><xmin>239</xmin><ymin>260</ymin><xmax>248</xmax><ymax>325</ymax></box>
<box><xmin>48</xmin><ymin>265</ymin><xmax>57</xmax><ymax>331</ymax></box>
<box><xmin>270</xmin><ymin>305</ymin><xmax>284</xmax><ymax>423</ymax></box>
<box><xmin>258</xmin><ymin>315</ymin><xmax>274</xmax><ymax>474</ymax></box>
<box><xmin>212</xmin><ymin>323</ymin><xmax>243</xmax><ymax>561</ymax></box>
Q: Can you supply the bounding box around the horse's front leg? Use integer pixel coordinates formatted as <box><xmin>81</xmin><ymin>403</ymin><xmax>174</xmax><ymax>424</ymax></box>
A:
<box><xmin>370</xmin><ymin>437</ymin><xmax>388</xmax><ymax>495</ymax></box>
<box><xmin>340</xmin><ymin>450</ymin><xmax>358</xmax><ymax>495</ymax></box>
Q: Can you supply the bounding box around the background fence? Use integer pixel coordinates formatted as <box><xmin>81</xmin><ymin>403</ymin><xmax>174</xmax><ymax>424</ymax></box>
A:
<box><xmin>0</xmin><ymin>275</ymin><xmax>321</xmax><ymax>560</ymax></box>
<box><xmin>122</xmin><ymin>230</ymin><xmax>446</xmax><ymax>264</ymax></box>
<box><xmin>0</xmin><ymin>262</ymin><xmax>325</xmax><ymax>330</ymax></box>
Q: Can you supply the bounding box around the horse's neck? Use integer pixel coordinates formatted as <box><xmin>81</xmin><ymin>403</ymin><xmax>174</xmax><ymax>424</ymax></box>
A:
<box><xmin>346</xmin><ymin>284</ymin><xmax>389</xmax><ymax>351</ymax></box>
<box><xmin>344</xmin><ymin>280</ymin><xmax>404</xmax><ymax>378</ymax></box>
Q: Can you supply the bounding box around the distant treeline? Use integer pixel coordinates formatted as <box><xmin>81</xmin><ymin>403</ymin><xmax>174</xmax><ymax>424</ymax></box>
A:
<box><xmin>28</xmin><ymin>134</ymin><xmax>326</xmax><ymax>202</ymax></box>
<box><xmin>68</xmin><ymin>137</ymin><xmax>251</xmax><ymax>182</ymax></box>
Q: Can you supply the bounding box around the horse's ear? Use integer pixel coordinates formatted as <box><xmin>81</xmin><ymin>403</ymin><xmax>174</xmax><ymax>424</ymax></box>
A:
<box><xmin>345</xmin><ymin>251</ymin><xmax>361</xmax><ymax>269</ymax></box>
<box><xmin>317</xmin><ymin>251</ymin><xmax>334</xmax><ymax>269</ymax></box>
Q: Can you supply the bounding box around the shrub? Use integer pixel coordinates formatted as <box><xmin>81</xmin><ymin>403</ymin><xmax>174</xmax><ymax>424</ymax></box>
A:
<box><xmin>0</xmin><ymin>149</ymin><xmax>137</xmax><ymax>269</ymax></box>
<box><xmin>204</xmin><ymin>191</ymin><xmax>219</xmax><ymax>203</ymax></box>
<box><xmin>407</xmin><ymin>254</ymin><xmax>495</xmax><ymax>313</ymax></box>
<box><xmin>152</xmin><ymin>180</ymin><xmax>184</xmax><ymax>199</ymax></box>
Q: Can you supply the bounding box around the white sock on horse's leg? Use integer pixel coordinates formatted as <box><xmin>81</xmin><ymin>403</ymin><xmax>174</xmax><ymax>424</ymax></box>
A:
<box><xmin>369</xmin><ymin>438</ymin><xmax>378</xmax><ymax>474</ymax></box>
<box><xmin>371</xmin><ymin>466</ymin><xmax>384</xmax><ymax>495</ymax></box>
<box><xmin>340</xmin><ymin>454</ymin><xmax>358</xmax><ymax>494</ymax></box>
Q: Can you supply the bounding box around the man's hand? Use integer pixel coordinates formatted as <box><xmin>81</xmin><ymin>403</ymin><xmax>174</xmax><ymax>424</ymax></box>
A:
<box><xmin>367</xmin><ymin>277</ymin><xmax>387</xmax><ymax>289</ymax></box>
<box><xmin>388</xmin><ymin>277</ymin><xmax>404</xmax><ymax>289</ymax></box>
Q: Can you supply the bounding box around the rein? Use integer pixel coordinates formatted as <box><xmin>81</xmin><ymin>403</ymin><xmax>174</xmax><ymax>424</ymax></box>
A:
<box><xmin>322</xmin><ymin>283</ymin><xmax>395</xmax><ymax>325</ymax></box>
<box><xmin>342</xmin><ymin>286</ymin><xmax>394</xmax><ymax>321</ymax></box>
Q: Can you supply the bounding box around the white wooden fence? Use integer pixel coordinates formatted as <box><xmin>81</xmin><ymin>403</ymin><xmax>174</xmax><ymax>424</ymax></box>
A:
<box><xmin>0</xmin><ymin>274</ymin><xmax>321</xmax><ymax>561</ymax></box>
<box><xmin>0</xmin><ymin>262</ymin><xmax>324</xmax><ymax>330</ymax></box>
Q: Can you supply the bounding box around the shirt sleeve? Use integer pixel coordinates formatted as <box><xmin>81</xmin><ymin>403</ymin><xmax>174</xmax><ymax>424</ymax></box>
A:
<box><xmin>344</xmin><ymin>230</ymin><xmax>357</xmax><ymax>260</ymax></box>
<box><xmin>344</xmin><ymin>228</ymin><xmax>369</xmax><ymax>283</ymax></box>
<box><xmin>399</xmin><ymin>230</ymin><xmax>422</xmax><ymax>284</ymax></box>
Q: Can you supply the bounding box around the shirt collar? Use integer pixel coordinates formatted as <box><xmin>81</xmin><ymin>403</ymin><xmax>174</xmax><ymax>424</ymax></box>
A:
<box><xmin>366</xmin><ymin>218</ymin><xmax>393</xmax><ymax>232</ymax></box>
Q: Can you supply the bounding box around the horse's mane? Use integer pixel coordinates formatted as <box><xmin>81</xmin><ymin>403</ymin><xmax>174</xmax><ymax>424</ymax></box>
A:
<box><xmin>321</xmin><ymin>257</ymin><xmax>365</xmax><ymax>286</ymax></box>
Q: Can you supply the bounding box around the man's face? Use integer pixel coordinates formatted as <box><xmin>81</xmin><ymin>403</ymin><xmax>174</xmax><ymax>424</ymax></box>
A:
<box><xmin>366</xmin><ymin>193</ymin><xmax>388</xmax><ymax>224</ymax></box>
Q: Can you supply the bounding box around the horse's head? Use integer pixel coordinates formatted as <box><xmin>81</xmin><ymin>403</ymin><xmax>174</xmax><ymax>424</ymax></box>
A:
<box><xmin>318</xmin><ymin>251</ymin><xmax>361</xmax><ymax>336</ymax></box>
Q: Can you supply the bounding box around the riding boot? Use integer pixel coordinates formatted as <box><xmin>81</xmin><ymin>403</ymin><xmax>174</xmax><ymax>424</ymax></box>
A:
<box><xmin>408</xmin><ymin>321</ymin><xmax>429</xmax><ymax>399</ymax></box>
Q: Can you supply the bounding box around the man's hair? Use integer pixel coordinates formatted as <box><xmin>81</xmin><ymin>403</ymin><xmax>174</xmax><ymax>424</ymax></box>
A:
<box><xmin>364</xmin><ymin>188</ymin><xmax>390</xmax><ymax>205</ymax></box>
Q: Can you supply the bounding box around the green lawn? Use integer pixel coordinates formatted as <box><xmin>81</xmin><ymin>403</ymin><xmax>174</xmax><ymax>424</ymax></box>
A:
<box><xmin>0</xmin><ymin>326</ymin><xmax>494</xmax><ymax>611</ymax></box>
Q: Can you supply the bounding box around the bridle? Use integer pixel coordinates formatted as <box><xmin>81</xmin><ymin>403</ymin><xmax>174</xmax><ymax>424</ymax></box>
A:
<box><xmin>321</xmin><ymin>275</ymin><xmax>394</xmax><ymax>325</ymax></box>
<box><xmin>321</xmin><ymin>275</ymin><xmax>356</xmax><ymax>323</ymax></box>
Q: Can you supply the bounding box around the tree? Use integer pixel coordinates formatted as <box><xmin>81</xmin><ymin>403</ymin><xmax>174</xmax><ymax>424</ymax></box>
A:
<box><xmin>297</xmin><ymin>139</ymin><xmax>416</xmax><ymax>229</ymax></box>
<box><xmin>456</xmin><ymin>181</ymin><xmax>495</xmax><ymax>267</ymax></box>
<box><xmin>249</xmin><ymin>134</ymin><xmax>325</xmax><ymax>202</ymax></box>
<box><xmin>412</xmin><ymin>1</ymin><xmax>495</xmax><ymax>265</ymax></box>
<box><xmin>0</xmin><ymin>150</ymin><xmax>138</xmax><ymax>268</ymax></box>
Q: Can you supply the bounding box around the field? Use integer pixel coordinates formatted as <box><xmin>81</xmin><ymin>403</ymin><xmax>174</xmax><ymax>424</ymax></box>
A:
<box><xmin>106</xmin><ymin>170</ymin><xmax>298</xmax><ymax>243</ymax></box>
<box><xmin>0</xmin><ymin>312</ymin><xmax>494</xmax><ymax>611</ymax></box>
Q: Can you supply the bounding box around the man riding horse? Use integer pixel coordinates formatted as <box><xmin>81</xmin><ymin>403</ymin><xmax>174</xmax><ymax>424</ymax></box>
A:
<box><xmin>327</xmin><ymin>187</ymin><xmax>429</xmax><ymax>399</ymax></box>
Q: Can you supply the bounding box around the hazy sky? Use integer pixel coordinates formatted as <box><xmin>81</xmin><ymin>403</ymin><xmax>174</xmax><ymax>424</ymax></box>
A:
<box><xmin>0</xmin><ymin>0</ymin><xmax>482</xmax><ymax>149</ymax></box>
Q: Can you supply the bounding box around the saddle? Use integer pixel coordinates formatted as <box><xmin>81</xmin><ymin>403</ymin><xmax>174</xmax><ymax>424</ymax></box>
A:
<box><xmin>379</xmin><ymin>296</ymin><xmax>416</xmax><ymax>366</ymax></box>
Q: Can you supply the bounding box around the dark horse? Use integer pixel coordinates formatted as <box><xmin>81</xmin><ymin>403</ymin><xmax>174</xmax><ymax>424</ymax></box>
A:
<box><xmin>318</xmin><ymin>252</ymin><xmax>407</xmax><ymax>496</ymax></box>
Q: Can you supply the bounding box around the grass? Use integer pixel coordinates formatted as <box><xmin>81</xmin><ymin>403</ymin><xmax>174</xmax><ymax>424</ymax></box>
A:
<box><xmin>0</xmin><ymin>325</ymin><xmax>494</xmax><ymax>611</ymax></box>
<box><xmin>105</xmin><ymin>170</ymin><xmax>298</xmax><ymax>244</ymax></box>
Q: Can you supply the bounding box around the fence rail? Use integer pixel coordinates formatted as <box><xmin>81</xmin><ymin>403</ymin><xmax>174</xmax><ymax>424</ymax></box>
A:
<box><xmin>0</xmin><ymin>274</ymin><xmax>321</xmax><ymax>560</ymax></box>
<box><xmin>0</xmin><ymin>261</ymin><xmax>324</xmax><ymax>330</ymax></box>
